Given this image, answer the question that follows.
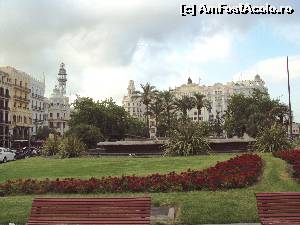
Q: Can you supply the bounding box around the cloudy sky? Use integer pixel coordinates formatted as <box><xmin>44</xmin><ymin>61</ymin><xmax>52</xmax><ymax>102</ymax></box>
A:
<box><xmin>0</xmin><ymin>0</ymin><xmax>299</xmax><ymax>120</ymax></box>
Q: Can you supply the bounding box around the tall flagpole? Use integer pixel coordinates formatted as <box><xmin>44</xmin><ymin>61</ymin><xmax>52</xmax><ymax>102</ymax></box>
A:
<box><xmin>287</xmin><ymin>56</ymin><xmax>293</xmax><ymax>138</ymax></box>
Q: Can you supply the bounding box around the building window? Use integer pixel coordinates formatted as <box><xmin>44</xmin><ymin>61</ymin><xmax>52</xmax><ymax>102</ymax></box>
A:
<box><xmin>57</xmin><ymin>113</ymin><xmax>60</xmax><ymax>118</ymax></box>
<box><xmin>50</xmin><ymin>113</ymin><xmax>53</xmax><ymax>117</ymax></box>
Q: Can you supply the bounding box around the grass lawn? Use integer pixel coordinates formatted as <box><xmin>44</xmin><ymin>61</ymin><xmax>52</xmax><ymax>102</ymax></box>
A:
<box><xmin>0</xmin><ymin>153</ymin><xmax>300</xmax><ymax>224</ymax></box>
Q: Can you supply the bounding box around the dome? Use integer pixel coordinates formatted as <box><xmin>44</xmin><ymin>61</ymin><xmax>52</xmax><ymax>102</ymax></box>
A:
<box><xmin>255</xmin><ymin>74</ymin><xmax>261</xmax><ymax>81</ymax></box>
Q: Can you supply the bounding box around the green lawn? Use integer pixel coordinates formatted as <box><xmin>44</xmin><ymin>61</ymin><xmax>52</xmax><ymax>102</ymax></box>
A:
<box><xmin>0</xmin><ymin>153</ymin><xmax>299</xmax><ymax>224</ymax></box>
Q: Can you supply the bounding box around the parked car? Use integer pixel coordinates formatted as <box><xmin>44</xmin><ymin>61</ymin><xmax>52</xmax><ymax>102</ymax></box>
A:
<box><xmin>0</xmin><ymin>147</ymin><xmax>16</xmax><ymax>163</ymax></box>
<box><xmin>14</xmin><ymin>147</ymin><xmax>39</xmax><ymax>159</ymax></box>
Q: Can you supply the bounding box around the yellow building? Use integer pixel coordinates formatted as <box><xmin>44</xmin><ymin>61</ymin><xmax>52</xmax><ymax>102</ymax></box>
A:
<box><xmin>0</xmin><ymin>67</ymin><xmax>32</xmax><ymax>140</ymax></box>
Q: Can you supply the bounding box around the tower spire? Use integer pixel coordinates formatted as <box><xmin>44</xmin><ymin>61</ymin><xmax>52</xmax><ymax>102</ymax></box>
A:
<box><xmin>57</xmin><ymin>62</ymin><xmax>67</xmax><ymax>95</ymax></box>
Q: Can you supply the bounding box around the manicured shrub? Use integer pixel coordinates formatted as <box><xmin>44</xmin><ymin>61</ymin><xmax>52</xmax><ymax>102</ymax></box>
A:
<box><xmin>0</xmin><ymin>154</ymin><xmax>263</xmax><ymax>195</ymax></box>
<box><xmin>58</xmin><ymin>135</ymin><xmax>87</xmax><ymax>158</ymax></box>
<box><xmin>41</xmin><ymin>138</ymin><xmax>60</xmax><ymax>156</ymax></box>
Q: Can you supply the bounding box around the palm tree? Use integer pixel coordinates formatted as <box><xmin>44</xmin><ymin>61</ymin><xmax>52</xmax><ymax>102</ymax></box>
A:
<box><xmin>174</xmin><ymin>95</ymin><xmax>195</xmax><ymax>118</ymax></box>
<box><xmin>193</xmin><ymin>93</ymin><xmax>212</xmax><ymax>122</ymax></box>
<box><xmin>160</xmin><ymin>91</ymin><xmax>176</xmax><ymax>135</ymax></box>
<box><xmin>149</xmin><ymin>93</ymin><xmax>164</xmax><ymax>127</ymax></box>
<box><xmin>133</xmin><ymin>83</ymin><xmax>157</xmax><ymax>129</ymax></box>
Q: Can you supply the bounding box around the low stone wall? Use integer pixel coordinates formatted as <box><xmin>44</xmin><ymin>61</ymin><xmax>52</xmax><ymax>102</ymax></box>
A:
<box><xmin>91</xmin><ymin>138</ymin><xmax>255</xmax><ymax>156</ymax></box>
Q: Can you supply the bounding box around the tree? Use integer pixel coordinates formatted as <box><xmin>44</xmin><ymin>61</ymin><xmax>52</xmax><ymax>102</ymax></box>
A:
<box><xmin>159</xmin><ymin>90</ymin><xmax>176</xmax><ymax>136</ymax></box>
<box><xmin>69</xmin><ymin>97</ymin><xmax>140</xmax><ymax>140</ymax></box>
<box><xmin>174</xmin><ymin>96</ymin><xmax>195</xmax><ymax>117</ymax></box>
<box><xmin>149</xmin><ymin>93</ymin><xmax>164</xmax><ymax>127</ymax></box>
<box><xmin>193</xmin><ymin>93</ymin><xmax>211</xmax><ymax>122</ymax></box>
<box><xmin>133</xmin><ymin>83</ymin><xmax>157</xmax><ymax>129</ymax></box>
<box><xmin>36</xmin><ymin>126</ymin><xmax>52</xmax><ymax>140</ymax></box>
<box><xmin>224</xmin><ymin>89</ymin><xmax>289</xmax><ymax>138</ymax></box>
<box><xmin>212</xmin><ymin>111</ymin><xmax>224</xmax><ymax>137</ymax></box>
<box><xmin>65</xmin><ymin>124</ymin><xmax>104</xmax><ymax>149</ymax></box>
<box><xmin>125</xmin><ymin>117</ymin><xmax>148</xmax><ymax>138</ymax></box>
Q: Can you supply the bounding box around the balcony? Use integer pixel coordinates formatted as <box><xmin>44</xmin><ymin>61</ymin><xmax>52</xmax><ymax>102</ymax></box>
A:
<box><xmin>13</xmin><ymin>95</ymin><xmax>30</xmax><ymax>103</ymax></box>
<box><xmin>0</xmin><ymin>120</ymin><xmax>11</xmax><ymax>125</ymax></box>
<box><xmin>14</xmin><ymin>85</ymin><xmax>30</xmax><ymax>93</ymax></box>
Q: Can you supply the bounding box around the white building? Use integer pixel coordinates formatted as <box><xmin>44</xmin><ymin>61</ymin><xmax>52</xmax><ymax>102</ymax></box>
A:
<box><xmin>30</xmin><ymin>77</ymin><xmax>47</xmax><ymax>136</ymax></box>
<box><xmin>173</xmin><ymin>75</ymin><xmax>266</xmax><ymax>121</ymax></box>
<box><xmin>122</xmin><ymin>80</ymin><xmax>147</xmax><ymax>122</ymax></box>
<box><xmin>292</xmin><ymin>122</ymin><xmax>300</xmax><ymax>138</ymax></box>
<box><xmin>123</xmin><ymin>75</ymin><xmax>267</xmax><ymax>123</ymax></box>
<box><xmin>47</xmin><ymin>63</ymin><xmax>70</xmax><ymax>136</ymax></box>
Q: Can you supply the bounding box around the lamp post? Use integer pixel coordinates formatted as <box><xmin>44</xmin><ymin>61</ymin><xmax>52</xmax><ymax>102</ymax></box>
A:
<box><xmin>287</xmin><ymin>56</ymin><xmax>293</xmax><ymax>139</ymax></box>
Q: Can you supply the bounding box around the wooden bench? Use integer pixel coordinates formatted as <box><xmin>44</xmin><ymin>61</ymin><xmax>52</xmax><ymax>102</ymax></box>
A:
<box><xmin>256</xmin><ymin>192</ymin><xmax>300</xmax><ymax>225</ymax></box>
<box><xmin>27</xmin><ymin>197</ymin><xmax>151</xmax><ymax>225</ymax></box>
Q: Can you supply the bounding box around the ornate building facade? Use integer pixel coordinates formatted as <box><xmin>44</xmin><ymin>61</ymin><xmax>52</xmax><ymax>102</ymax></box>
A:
<box><xmin>30</xmin><ymin>77</ymin><xmax>47</xmax><ymax>136</ymax></box>
<box><xmin>47</xmin><ymin>63</ymin><xmax>70</xmax><ymax>135</ymax></box>
<box><xmin>122</xmin><ymin>80</ymin><xmax>147</xmax><ymax>122</ymax></box>
<box><xmin>0</xmin><ymin>71</ymin><xmax>12</xmax><ymax>147</ymax></box>
<box><xmin>0</xmin><ymin>66</ymin><xmax>32</xmax><ymax>140</ymax></box>
<box><xmin>173</xmin><ymin>75</ymin><xmax>266</xmax><ymax>121</ymax></box>
<box><xmin>122</xmin><ymin>75</ymin><xmax>267</xmax><ymax>124</ymax></box>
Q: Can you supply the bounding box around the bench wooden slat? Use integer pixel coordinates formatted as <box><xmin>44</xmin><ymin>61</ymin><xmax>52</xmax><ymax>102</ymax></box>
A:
<box><xmin>28</xmin><ymin>197</ymin><xmax>151</xmax><ymax>225</ymax></box>
<box><xmin>256</xmin><ymin>192</ymin><xmax>300</xmax><ymax>225</ymax></box>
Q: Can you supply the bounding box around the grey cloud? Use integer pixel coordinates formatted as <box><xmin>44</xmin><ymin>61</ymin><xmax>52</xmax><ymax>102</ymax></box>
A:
<box><xmin>0</xmin><ymin>0</ymin><xmax>299</xmax><ymax>96</ymax></box>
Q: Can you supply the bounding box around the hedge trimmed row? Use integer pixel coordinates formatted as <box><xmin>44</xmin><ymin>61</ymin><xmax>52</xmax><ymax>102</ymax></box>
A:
<box><xmin>0</xmin><ymin>154</ymin><xmax>263</xmax><ymax>195</ymax></box>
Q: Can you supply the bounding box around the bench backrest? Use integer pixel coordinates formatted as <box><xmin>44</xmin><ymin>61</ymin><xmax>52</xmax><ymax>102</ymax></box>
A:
<box><xmin>28</xmin><ymin>197</ymin><xmax>151</xmax><ymax>225</ymax></box>
<box><xmin>256</xmin><ymin>192</ymin><xmax>300</xmax><ymax>225</ymax></box>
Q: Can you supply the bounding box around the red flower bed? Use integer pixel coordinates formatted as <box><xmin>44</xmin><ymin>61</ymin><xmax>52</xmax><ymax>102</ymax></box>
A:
<box><xmin>273</xmin><ymin>149</ymin><xmax>300</xmax><ymax>179</ymax></box>
<box><xmin>0</xmin><ymin>154</ymin><xmax>263</xmax><ymax>195</ymax></box>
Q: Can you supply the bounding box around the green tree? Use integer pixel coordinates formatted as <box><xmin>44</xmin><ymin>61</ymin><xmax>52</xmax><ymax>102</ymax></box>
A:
<box><xmin>193</xmin><ymin>93</ymin><xmax>211</xmax><ymax>122</ymax></box>
<box><xmin>134</xmin><ymin>83</ymin><xmax>158</xmax><ymax>129</ymax></box>
<box><xmin>125</xmin><ymin>117</ymin><xmax>148</xmax><ymax>138</ymax></box>
<box><xmin>65</xmin><ymin>124</ymin><xmax>104</xmax><ymax>149</ymax></box>
<box><xmin>160</xmin><ymin>90</ymin><xmax>176</xmax><ymax>136</ymax></box>
<box><xmin>149</xmin><ymin>93</ymin><xmax>164</xmax><ymax>127</ymax></box>
<box><xmin>36</xmin><ymin>126</ymin><xmax>52</xmax><ymax>140</ymax></box>
<box><xmin>224</xmin><ymin>89</ymin><xmax>289</xmax><ymax>138</ymax></box>
<box><xmin>212</xmin><ymin>111</ymin><xmax>224</xmax><ymax>137</ymax></box>
<box><xmin>174</xmin><ymin>96</ymin><xmax>196</xmax><ymax>117</ymax></box>
<box><xmin>69</xmin><ymin>97</ymin><xmax>130</xmax><ymax>140</ymax></box>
